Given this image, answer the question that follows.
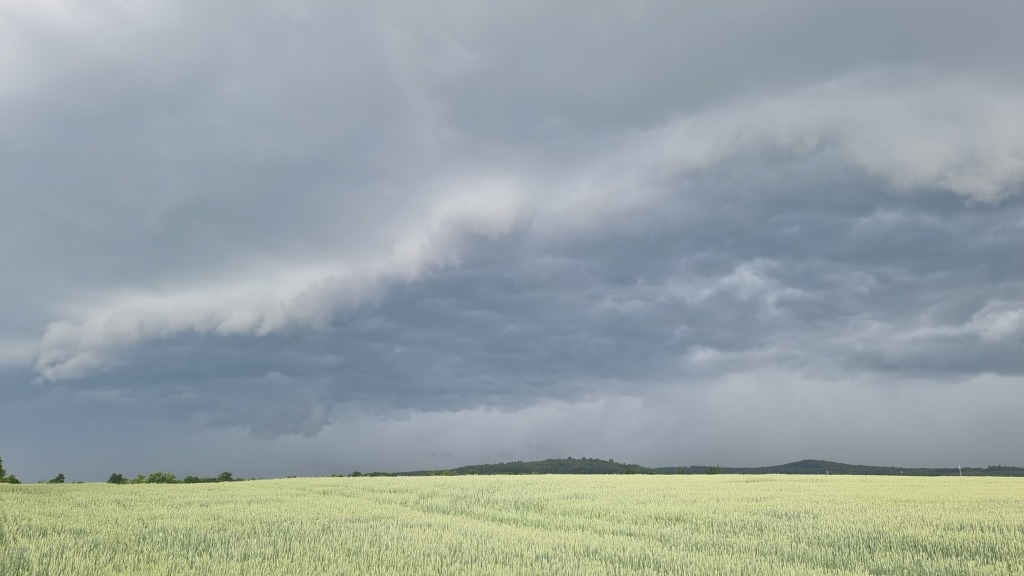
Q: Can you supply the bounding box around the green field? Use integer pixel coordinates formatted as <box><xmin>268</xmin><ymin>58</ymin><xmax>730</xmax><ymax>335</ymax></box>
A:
<box><xmin>2</xmin><ymin>475</ymin><xmax>1022</xmax><ymax>575</ymax></box>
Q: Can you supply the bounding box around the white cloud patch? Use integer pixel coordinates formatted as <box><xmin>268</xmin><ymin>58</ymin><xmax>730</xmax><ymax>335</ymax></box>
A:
<box><xmin>967</xmin><ymin>301</ymin><xmax>1024</xmax><ymax>343</ymax></box>
<box><xmin>34</xmin><ymin>180</ymin><xmax>527</xmax><ymax>381</ymax></box>
<box><xmin>566</xmin><ymin>73</ymin><xmax>1024</xmax><ymax>222</ymax></box>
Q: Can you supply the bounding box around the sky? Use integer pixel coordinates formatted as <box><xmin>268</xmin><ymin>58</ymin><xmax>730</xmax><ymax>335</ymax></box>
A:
<box><xmin>2</xmin><ymin>0</ymin><xmax>1024</xmax><ymax>482</ymax></box>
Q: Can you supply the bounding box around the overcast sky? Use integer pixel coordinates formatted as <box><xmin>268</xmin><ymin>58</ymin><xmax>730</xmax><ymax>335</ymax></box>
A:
<box><xmin>3</xmin><ymin>0</ymin><xmax>1024</xmax><ymax>481</ymax></box>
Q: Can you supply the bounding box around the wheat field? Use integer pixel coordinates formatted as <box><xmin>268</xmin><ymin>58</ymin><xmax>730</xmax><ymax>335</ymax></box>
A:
<box><xmin>1</xmin><ymin>475</ymin><xmax>1022</xmax><ymax>575</ymax></box>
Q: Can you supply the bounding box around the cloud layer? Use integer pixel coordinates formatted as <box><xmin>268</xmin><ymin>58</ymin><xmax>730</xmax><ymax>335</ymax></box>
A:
<box><xmin>3</xmin><ymin>0</ymin><xmax>1024</xmax><ymax>480</ymax></box>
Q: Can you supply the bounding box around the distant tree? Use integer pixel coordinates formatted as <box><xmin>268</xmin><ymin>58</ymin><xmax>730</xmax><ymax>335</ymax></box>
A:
<box><xmin>217</xmin><ymin>471</ymin><xmax>234</xmax><ymax>482</ymax></box>
<box><xmin>145</xmin><ymin>472</ymin><xmax>177</xmax><ymax>484</ymax></box>
<box><xmin>107</xmin><ymin>473</ymin><xmax>127</xmax><ymax>484</ymax></box>
<box><xmin>350</xmin><ymin>471</ymin><xmax>362</xmax><ymax>477</ymax></box>
<box><xmin>131</xmin><ymin>474</ymin><xmax>146</xmax><ymax>484</ymax></box>
<box><xmin>182</xmin><ymin>475</ymin><xmax>201</xmax><ymax>484</ymax></box>
<box><xmin>48</xmin><ymin>473</ymin><xmax>65</xmax><ymax>484</ymax></box>
<box><xmin>0</xmin><ymin>455</ymin><xmax>18</xmax><ymax>484</ymax></box>
<box><xmin>704</xmin><ymin>465</ymin><xmax>723</xmax><ymax>475</ymax></box>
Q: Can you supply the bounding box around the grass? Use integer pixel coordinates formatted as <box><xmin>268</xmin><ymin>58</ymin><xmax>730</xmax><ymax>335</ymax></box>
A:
<box><xmin>2</xmin><ymin>475</ymin><xmax>1023</xmax><ymax>575</ymax></box>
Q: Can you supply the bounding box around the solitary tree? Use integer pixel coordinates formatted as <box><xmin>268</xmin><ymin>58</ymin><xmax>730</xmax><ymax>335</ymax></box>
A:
<box><xmin>217</xmin><ymin>471</ymin><xmax>234</xmax><ymax>482</ymax></box>
<box><xmin>0</xmin><ymin>454</ymin><xmax>6</xmax><ymax>479</ymax></box>
<box><xmin>48</xmin><ymin>473</ymin><xmax>66</xmax><ymax>484</ymax></box>
<box><xmin>107</xmin><ymin>473</ymin><xmax>127</xmax><ymax>484</ymax></box>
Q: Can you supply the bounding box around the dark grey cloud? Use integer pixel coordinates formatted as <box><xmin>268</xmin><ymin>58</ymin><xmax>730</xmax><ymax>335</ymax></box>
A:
<box><xmin>3</xmin><ymin>0</ymin><xmax>1024</xmax><ymax>481</ymax></box>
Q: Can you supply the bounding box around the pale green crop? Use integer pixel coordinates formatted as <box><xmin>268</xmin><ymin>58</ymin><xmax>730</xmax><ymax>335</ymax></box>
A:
<box><xmin>1</xmin><ymin>475</ymin><xmax>1022</xmax><ymax>575</ymax></box>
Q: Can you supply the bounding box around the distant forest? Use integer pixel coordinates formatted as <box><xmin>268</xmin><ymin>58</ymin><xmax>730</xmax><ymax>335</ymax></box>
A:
<box><xmin>3</xmin><ymin>455</ymin><xmax>1023</xmax><ymax>484</ymax></box>
<box><xmin>357</xmin><ymin>458</ymin><xmax>1024</xmax><ymax>478</ymax></box>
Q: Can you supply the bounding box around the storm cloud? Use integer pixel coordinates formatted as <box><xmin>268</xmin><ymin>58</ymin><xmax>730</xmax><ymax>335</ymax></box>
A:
<box><xmin>2</xmin><ymin>0</ymin><xmax>1024</xmax><ymax>481</ymax></box>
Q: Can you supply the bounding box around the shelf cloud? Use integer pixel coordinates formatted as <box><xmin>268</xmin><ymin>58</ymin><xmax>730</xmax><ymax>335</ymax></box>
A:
<box><xmin>3</xmin><ymin>0</ymin><xmax>1024</xmax><ymax>480</ymax></box>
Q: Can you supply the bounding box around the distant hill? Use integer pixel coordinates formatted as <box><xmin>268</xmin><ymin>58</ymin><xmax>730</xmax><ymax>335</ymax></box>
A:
<box><xmin>655</xmin><ymin>459</ymin><xmax>1024</xmax><ymax>476</ymax></box>
<box><xmin>346</xmin><ymin>458</ymin><xmax>1024</xmax><ymax>477</ymax></box>
<box><xmin>386</xmin><ymin>457</ymin><xmax>655</xmax><ymax>476</ymax></box>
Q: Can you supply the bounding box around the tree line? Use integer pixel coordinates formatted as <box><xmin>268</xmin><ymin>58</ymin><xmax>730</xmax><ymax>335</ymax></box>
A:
<box><xmin>106</xmin><ymin>471</ymin><xmax>240</xmax><ymax>484</ymax></box>
<box><xmin>0</xmin><ymin>456</ymin><xmax>241</xmax><ymax>485</ymax></box>
<box><xmin>0</xmin><ymin>454</ymin><xmax>730</xmax><ymax>483</ymax></box>
<box><xmin>0</xmin><ymin>455</ymin><xmax>717</xmax><ymax>483</ymax></box>
<box><xmin>0</xmin><ymin>455</ymin><xmax>21</xmax><ymax>484</ymax></box>
<box><xmin>5</xmin><ymin>454</ymin><xmax>1022</xmax><ymax>482</ymax></box>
